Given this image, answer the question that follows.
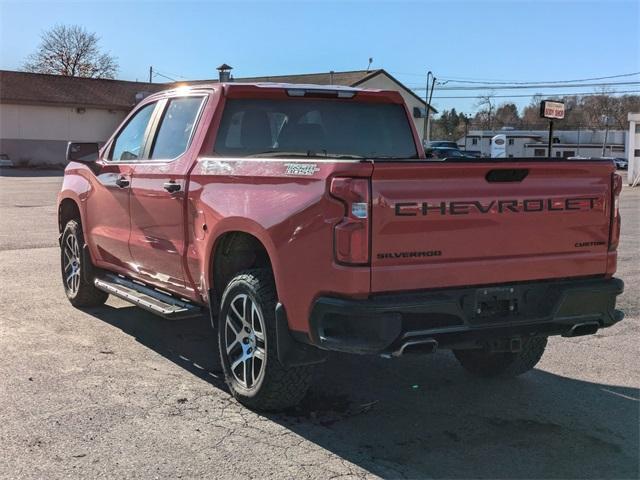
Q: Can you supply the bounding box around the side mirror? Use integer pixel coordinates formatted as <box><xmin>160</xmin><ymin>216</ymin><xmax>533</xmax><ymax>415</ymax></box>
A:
<box><xmin>67</xmin><ymin>142</ymin><xmax>99</xmax><ymax>163</ymax></box>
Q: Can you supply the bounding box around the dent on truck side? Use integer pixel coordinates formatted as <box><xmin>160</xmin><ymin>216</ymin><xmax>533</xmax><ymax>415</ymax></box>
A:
<box><xmin>186</xmin><ymin>158</ymin><xmax>373</xmax><ymax>333</ymax></box>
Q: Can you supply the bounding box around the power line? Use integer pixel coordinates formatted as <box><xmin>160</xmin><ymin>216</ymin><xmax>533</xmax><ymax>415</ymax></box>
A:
<box><xmin>439</xmin><ymin>71</ymin><xmax>640</xmax><ymax>85</ymax></box>
<box><xmin>156</xmin><ymin>68</ymin><xmax>186</xmax><ymax>79</ymax></box>
<box><xmin>150</xmin><ymin>67</ymin><xmax>187</xmax><ymax>83</ymax></box>
<box><xmin>429</xmin><ymin>89</ymin><xmax>640</xmax><ymax>99</ymax></box>
<box><xmin>153</xmin><ymin>71</ymin><xmax>178</xmax><ymax>82</ymax></box>
<box><xmin>391</xmin><ymin>70</ymin><xmax>640</xmax><ymax>84</ymax></box>
<box><xmin>412</xmin><ymin>81</ymin><xmax>640</xmax><ymax>91</ymax></box>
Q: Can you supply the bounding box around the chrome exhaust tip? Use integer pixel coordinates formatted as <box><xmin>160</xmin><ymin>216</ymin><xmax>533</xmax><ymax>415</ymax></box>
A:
<box><xmin>563</xmin><ymin>322</ymin><xmax>600</xmax><ymax>338</ymax></box>
<box><xmin>392</xmin><ymin>338</ymin><xmax>438</xmax><ymax>357</ymax></box>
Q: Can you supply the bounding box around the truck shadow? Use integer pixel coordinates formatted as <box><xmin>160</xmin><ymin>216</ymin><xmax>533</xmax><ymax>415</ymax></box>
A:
<box><xmin>85</xmin><ymin>304</ymin><xmax>639</xmax><ymax>479</ymax></box>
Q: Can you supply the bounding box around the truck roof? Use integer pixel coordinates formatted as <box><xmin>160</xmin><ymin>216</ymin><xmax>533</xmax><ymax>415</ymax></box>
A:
<box><xmin>145</xmin><ymin>81</ymin><xmax>405</xmax><ymax>104</ymax></box>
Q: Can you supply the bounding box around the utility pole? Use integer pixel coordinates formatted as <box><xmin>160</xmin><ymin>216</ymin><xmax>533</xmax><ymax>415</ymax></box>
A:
<box><xmin>488</xmin><ymin>102</ymin><xmax>493</xmax><ymax>131</ymax></box>
<box><xmin>423</xmin><ymin>71</ymin><xmax>436</xmax><ymax>144</ymax></box>
<box><xmin>601</xmin><ymin>115</ymin><xmax>610</xmax><ymax>157</ymax></box>
<box><xmin>547</xmin><ymin>120</ymin><xmax>554</xmax><ymax>157</ymax></box>
<box><xmin>149</xmin><ymin>66</ymin><xmax>153</xmax><ymax>83</ymax></box>
<box><xmin>463</xmin><ymin>114</ymin><xmax>469</xmax><ymax>151</ymax></box>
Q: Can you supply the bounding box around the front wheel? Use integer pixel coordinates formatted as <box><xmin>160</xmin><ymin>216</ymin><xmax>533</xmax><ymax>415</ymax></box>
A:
<box><xmin>453</xmin><ymin>336</ymin><xmax>547</xmax><ymax>377</ymax></box>
<box><xmin>218</xmin><ymin>269</ymin><xmax>313</xmax><ymax>411</ymax></box>
<box><xmin>61</xmin><ymin>219</ymin><xmax>108</xmax><ymax>307</ymax></box>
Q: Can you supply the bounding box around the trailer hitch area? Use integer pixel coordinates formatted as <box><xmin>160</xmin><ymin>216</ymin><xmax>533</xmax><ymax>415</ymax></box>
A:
<box><xmin>475</xmin><ymin>286</ymin><xmax>519</xmax><ymax>318</ymax></box>
<box><xmin>486</xmin><ymin>337</ymin><xmax>523</xmax><ymax>353</ymax></box>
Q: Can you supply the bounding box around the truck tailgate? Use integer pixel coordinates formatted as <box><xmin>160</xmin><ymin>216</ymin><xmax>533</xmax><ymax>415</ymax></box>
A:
<box><xmin>370</xmin><ymin>161</ymin><xmax>614</xmax><ymax>293</ymax></box>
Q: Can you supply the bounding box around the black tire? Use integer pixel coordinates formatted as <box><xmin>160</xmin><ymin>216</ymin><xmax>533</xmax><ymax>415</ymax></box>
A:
<box><xmin>453</xmin><ymin>336</ymin><xmax>547</xmax><ymax>378</ymax></box>
<box><xmin>61</xmin><ymin>219</ymin><xmax>108</xmax><ymax>308</ymax></box>
<box><xmin>218</xmin><ymin>269</ymin><xmax>313</xmax><ymax>411</ymax></box>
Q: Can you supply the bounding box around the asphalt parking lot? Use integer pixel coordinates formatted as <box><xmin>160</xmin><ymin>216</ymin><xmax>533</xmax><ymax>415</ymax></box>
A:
<box><xmin>1</xmin><ymin>169</ymin><xmax>638</xmax><ymax>480</ymax></box>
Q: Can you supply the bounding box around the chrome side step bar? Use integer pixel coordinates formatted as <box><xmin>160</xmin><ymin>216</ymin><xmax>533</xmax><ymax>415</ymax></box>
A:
<box><xmin>94</xmin><ymin>273</ymin><xmax>202</xmax><ymax>320</ymax></box>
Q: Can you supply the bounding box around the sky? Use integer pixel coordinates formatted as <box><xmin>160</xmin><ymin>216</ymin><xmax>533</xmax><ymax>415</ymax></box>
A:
<box><xmin>1</xmin><ymin>0</ymin><xmax>638</xmax><ymax>115</ymax></box>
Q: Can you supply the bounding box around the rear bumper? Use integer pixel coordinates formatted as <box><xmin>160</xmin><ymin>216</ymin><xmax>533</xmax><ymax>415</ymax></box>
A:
<box><xmin>306</xmin><ymin>277</ymin><xmax>624</xmax><ymax>355</ymax></box>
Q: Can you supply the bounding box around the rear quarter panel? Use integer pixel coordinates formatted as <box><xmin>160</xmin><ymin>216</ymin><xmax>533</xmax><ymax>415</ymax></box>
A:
<box><xmin>187</xmin><ymin>158</ymin><xmax>373</xmax><ymax>333</ymax></box>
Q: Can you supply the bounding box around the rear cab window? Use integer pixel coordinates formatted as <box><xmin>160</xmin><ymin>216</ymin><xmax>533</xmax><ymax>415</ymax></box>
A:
<box><xmin>150</xmin><ymin>96</ymin><xmax>205</xmax><ymax>160</ymax></box>
<box><xmin>214</xmin><ymin>98</ymin><xmax>418</xmax><ymax>159</ymax></box>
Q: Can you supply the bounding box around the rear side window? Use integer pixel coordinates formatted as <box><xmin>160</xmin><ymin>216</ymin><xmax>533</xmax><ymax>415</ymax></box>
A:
<box><xmin>110</xmin><ymin>102</ymin><xmax>156</xmax><ymax>161</ymax></box>
<box><xmin>151</xmin><ymin>96</ymin><xmax>204</xmax><ymax>160</ymax></box>
<box><xmin>214</xmin><ymin>98</ymin><xmax>417</xmax><ymax>159</ymax></box>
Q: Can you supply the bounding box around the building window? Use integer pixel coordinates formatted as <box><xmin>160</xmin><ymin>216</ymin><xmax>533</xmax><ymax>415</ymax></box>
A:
<box><xmin>508</xmin><ymin>138</ymin><xmax>514</xmax><ymax>145</ymax></box>
<box><xmin>534</xmin><ymin>148</ymin><xmax>546</xmax><ymax>157</ymax></box>
<box><xmin>471</xmin><ymin>138</ymin><xmax>478</xmax><ymax>145</ymax></box>
<box><xmin>635</xmin><ymin>124</ymin><xmax>640</xmax><ymax>133</ymax></box>
<box><xmin>555</xmin><ymin>151</ymin><xmax>562</xmax><ymax>157</ymax></box>
<box><xmin>508</xmin><ymin>154</ymin><xmax>514</xmax><ymax>158</ymax></box>
<box><xmin>635</xmin><ymin>149</ymin><xmax>640</xmax><ymax>158</ymax></box>
<box><xmin>562</xmin><ymin>151</ymin><xmax>575</xmax><ymax>158</ymax></box>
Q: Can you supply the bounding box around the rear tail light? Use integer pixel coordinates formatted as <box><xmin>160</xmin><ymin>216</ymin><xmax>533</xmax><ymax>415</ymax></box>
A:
<box><xmin>609</xmin><ymin>173</ymin><xmax>622</xmax><ymax>251</ymax></box>
<box><xmin>330</xmin><ymin>177</ymin><xmax>370</xmax><ymax>265</ymax></box>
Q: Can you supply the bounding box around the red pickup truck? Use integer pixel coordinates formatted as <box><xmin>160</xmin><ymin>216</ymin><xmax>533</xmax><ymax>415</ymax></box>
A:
<box><xmin>58</xmin><ymin>82</ymin><xmax>624</xmax><ymax>410</ymax></box>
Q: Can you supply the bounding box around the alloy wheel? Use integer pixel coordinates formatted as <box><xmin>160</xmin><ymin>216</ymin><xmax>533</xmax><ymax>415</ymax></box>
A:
<box><xmin>224</xmin><ymin>293</ymin><xmax>267</xmax><ymax>389</ymax></box>
<box><xmin>63</xmin><ymin>233</ymin><xmax>81</xmax><ymax>294</ymax></box>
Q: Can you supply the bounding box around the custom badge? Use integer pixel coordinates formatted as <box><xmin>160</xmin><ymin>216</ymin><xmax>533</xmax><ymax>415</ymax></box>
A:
<box><xmin>284</xmin><ymin>163</ymin><xmax>320</xmax><ymax>176</ymax></box>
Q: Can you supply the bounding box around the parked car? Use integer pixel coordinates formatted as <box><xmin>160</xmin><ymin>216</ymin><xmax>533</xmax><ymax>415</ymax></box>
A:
<box><xmin>0</xmin><ymin>154</ymin><xmax>13</xmax><ymax>168</ymax></box>
<box><xmin>426</xmin><ymin>147</ymin><xmax>477</xmax><ymax>159</ymax></box>
<box><xmin>424</xmin><ymin>140</ymin><xmax>460</xmax><ymax>149</ymax></box>
<box><xmin>593</xmin><ymin>156</ymin><xmax>628</xmax><ymax>171</ymax></box>
<box><xmin>58</xmin><ymin>82</ymin><xmax>625</xmax><ymax>411</ymax></box>
<box><xmin>613</xmin><ymin>157</ymin><xmax>628</xmax><ymax>170</ymax></box>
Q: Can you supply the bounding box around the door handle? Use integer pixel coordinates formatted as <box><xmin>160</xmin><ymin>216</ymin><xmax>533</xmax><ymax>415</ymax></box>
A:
<box><xmin>115</xmin><ymin>177</ymin><xmax>130</xmax><ymax>188</ymax></box>
<box><xmin>163</xmin><ymin>181</ymin><xmax>181</xmax><ymax>193</ymax></box>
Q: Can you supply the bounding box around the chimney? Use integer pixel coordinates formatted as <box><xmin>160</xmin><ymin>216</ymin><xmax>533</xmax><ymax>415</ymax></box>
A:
<box><xmin>217</xmin><ymin>63</ymin><xmax>233</xmax><ymax>82</ymax></box>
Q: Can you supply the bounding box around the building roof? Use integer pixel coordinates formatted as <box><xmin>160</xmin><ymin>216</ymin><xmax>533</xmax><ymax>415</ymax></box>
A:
<box><xmin>185</xmin><ymin>69</ymin><xmax>432</xmax><ymax>109</ymax></box>
<box><xmin>0</xmin><ymin>70</ymin><xmax>165</xmax><ymax>110</ymax></box>
<box><xmin>233</xmin><ymin>69</ymin><xmax>379</xmax><ymax>86</ymax></box>
<box><xmin>0</xmin><ymin>68</ymin><xmax>433</xmax><ymax>111</ymax></box>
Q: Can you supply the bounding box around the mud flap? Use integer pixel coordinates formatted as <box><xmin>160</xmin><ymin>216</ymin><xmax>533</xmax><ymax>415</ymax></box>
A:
<box><xmin>275</xmin><ymin>303</ymin><xmax>327</xmax><ymax>367</ymax></box>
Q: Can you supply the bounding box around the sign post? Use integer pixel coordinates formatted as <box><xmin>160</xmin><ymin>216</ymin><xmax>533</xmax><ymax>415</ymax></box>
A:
<box><xmin>540</xmin><ymin>100</ymin><xmax>565</xmax><ymax>157</ymax></box>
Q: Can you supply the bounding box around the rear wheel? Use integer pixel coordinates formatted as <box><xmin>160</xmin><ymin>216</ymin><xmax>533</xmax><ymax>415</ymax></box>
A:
<box><xmin>61</xmin><ymin>219</ymin><xmax>108</xmax><ymax>307</ymax></box>
<box><xmin>453</xmin><ymin>336</ymin><xmax>547</xmax><ymax>377</ymax></box>
<box><xmin>218</xmin><ymin>269</ymin><xmax>313</xmax><ymax>411</ymax></box>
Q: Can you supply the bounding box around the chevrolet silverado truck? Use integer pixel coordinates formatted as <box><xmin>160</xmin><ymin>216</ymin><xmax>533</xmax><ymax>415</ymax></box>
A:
<box><xmin>58</xmin><ymin>82</ymin><xmax>625</xmax><ymax>411</ymax></box>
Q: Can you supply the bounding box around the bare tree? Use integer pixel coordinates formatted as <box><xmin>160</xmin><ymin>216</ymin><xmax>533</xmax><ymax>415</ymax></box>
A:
<box><xmin>474</xmin><ymin>92</ymin><xmax>495</xmax><ymax>130</ymax></box>
<box><xmin>23</xmin><ymin>25</ymin><xmax>118</xmax><ymax>78</ymax></box>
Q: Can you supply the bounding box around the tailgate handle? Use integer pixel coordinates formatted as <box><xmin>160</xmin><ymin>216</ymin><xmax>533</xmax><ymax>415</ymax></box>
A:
<box><xmin>486</xmin><ymin>169</ymin><xmax>529</xmax><ymax>183</ymax></box>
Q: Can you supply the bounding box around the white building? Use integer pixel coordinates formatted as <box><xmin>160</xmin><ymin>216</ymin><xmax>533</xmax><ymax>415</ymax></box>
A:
<box><xmin>458</xmin><ymin>128</ymin><xmax>627</xmax><ymax>159</ymax></box>
<box><xmin>0</xmin><ymin>68</ymin><xmax>433</xmax><ymax>167</ymax></box>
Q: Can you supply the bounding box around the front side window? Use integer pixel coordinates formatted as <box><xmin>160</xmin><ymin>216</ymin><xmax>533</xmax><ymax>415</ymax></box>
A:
<box><xmin>150</xmin><ymin>96</ymin><xmax>205</xmax><ymax>159</ymax></box>
<box><xmin>214</xmin><ymin>98</ymin><xmax>417</xmax><ymax>159</ymax></box>
<box><xmin>110</xmin><ymin>102</ymin><xmax>156</xmax><ymax>161</ymax></box>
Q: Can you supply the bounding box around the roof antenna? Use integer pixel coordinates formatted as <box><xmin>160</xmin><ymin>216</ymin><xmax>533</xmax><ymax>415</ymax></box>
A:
<box><xmin>366</xmin><ymin>57</ymin><xmax>373</xmax><ymax>72</ymax></box>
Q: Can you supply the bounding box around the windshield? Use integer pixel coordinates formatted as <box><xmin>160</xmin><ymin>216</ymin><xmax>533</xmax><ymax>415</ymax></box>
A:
<box><xmin>213</xmin><ymin>98</ymin><xmax>418</xmax><ymax>159</ymax></box>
